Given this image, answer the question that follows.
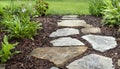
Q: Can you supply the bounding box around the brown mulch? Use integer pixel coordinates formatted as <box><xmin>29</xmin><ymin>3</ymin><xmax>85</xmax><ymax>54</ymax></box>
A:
<box><xmin>0</xmin><ymin>15</ymin><xmax>119</xmax><ymax>69</ymax></box>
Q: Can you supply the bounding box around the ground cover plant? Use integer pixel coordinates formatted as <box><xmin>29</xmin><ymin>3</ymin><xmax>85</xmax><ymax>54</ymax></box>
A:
<box><xmin>101</xmin><ymin>0</ymin><xmax>120</xmax><ymax>27</ymax></box>
<box><xmin>89</xmin><ymin>0</ymin><xmax>106</xmax><ymax>16</ymax></box>
<box><xmin>0</xmin><ymin>35</ymin><xmax>19</xmax><ymax>63</ymax></box>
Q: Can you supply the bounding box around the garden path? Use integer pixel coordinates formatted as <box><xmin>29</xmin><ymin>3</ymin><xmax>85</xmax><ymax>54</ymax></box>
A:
<box><xmin>31</xmin><ymin>15</ymin><xmax>118</xmax><ymax>69</ymax></box>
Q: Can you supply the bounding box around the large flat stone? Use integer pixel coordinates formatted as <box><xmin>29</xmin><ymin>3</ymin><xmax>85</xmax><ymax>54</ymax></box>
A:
<box><xmin>50</xmin><ymin>37</ymin><xmax>85</xmax><ymax>46</ymax></box>
<box><xmin>49</xmin><ymin>28</ymin><xmax>79</xmax><ymax>37</ymax></box>
<box><xmin>66</xmin><ymin>54</ymin><xmax>114</xmax><ymax>69</ymax></box>
<box><xmin>82</xmin><ymin>34</ymin><xmax>117</xmax><ymax>52</ymax></box>
<box><xmin>62</xmin><ymin>15</ymin><xmax>79</xmax><ymax>20</ymax></box>
<box><xmin>81</xmin><ymin>27</ymin><xmax>101</xmax><ymax>34</ymax></box>
<box><xmin>30</xmin><ymin>46</ymin><xmax>88</xmax><ymax>66</ymax></box>
<box><xmin>58</xmin><ymin>20</ymin><xmax>87</xmax><ymax>27</ymax></box>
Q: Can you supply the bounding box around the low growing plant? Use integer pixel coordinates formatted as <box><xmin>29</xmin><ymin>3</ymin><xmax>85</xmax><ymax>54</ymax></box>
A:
<box><xmin>89</xmin><ymin>0</ymin><xmax>106</xmax><ymax>16</ymax></box>
<box><xmin>0</xmin><ymin>35</ymin><xmax>19</xmax><ymax>63</ymax></box>
<box><xmin>2</xmin><ymin>15</ymin><xmax>41</xmax><ymax>39</ymax></box>
<box><xmin>101</xmin><ymin>0</ymin><xmax>120</xmax><ymax>27</ymax></box>
<box><xmin>34</xmin><ymin>0</ymin><xmax>49</xmax><ymax>16</ymax></box>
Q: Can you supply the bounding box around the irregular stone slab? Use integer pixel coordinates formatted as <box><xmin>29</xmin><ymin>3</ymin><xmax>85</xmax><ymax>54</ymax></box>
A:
<box><xmin>31</xmin><ymin>46</ymin><xmax>88</xmax><ymax>66</ymax></box>
<box><xmin>50</xmin><ymin>37</ymin><xmax>85</xmax><ymax>46</ymax></box>
<box><xmin>84</xmin><ymin>24</ymin><xmax>93</xmax><ymax>28</ymax></box>
<box><xmin>66</xmin><ymin>54</ymin><xmax>114</xmax><ymax>69</ymax></box>
<box><xmin>117</xmin><ymin>59</ymin><xmax>120</xmax><ymax>66</ymax></box>
<box><xmin>82</xmin><ymin>34</ymin><xmax>117</xmax><ymax>52</ymax></box>
<box><xmin>49</xmin><ymin>28</ymin><xmax>79</xmax><ymax>37</ymax></box>
<box><xmin>62</xmin><ymin>15</ymin><xmax>79</xmax><ymax>20</ymax></box>
<box><xmin>50</xmin><ymin>67</ymin><xmax>59</xmax><ymax>69</ymax></box>
<box><xmin>81</xmin><ymin>27</ymin><xmax>101</xmax><ymax>34</ymax></box>
<box><xmin>0</xmin><ymin>64</ymin><xmax>5</xmax><ymax>69</ymax></box>
<box><xmin>58</xmin><ymin>20</ymin><xmax>87</xmax><ymax>27</ymax></box>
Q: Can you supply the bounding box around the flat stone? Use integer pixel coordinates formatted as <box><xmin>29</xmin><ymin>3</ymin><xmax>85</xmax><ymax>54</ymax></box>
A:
<box><xmin>31</xmin><ymin>46</ymin><xmax>88</xmax><ymax>66</ymax></box>
<box><xmin>50</xmin><ymin>37</ymin><xmax>85</xmax><ymax>46</ymax></box>
<box><xmin>84</xmin><ymin>24</ymin><xmax>93</xmax><ymax>28</ymax></box>
<box><xmin>66</xmin><ymin>54</ymin><xmax>114</xmax><ymax>69</ymax></box>
<box><xmin>117</xmin><ymin>59</ymin><xmax>120</xmax><ymax>66</ymax></box>
<box><xmin>62</xmin><ymin>15</ymin><xmax>79</xmax><ymax>20</ymax></box>
<box><xmin>58</xmin><ymin>20</ymin><xmax>87</xmax><ymax>27</ymax></box>
<box><xmin>49</xmin><ymin>28</ymin><xmax>79</xmax><ymax>37</ymax></box>
<box><xmin>0</xmin><ymin>64</ymin><xmax>5</xmax><ymax>69</ymax></box>
<box><xmin>82</xmin><ymin>34</ymin><xmax>117</xmax><ymax>52</ymax></box>
<box><xmin>81</xmin><ymin>27</ymin><xmax>101</xmax><ymax>34</ymax></box>
<box><xmin>50</xmin><ymin>67</ymin><xmax>59</xmax><ymax>69</ymax></box>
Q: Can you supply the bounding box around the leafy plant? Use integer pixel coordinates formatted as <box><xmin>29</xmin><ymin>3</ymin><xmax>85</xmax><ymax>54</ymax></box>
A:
<box><xmin>0</xmin><ymin>35</ymin><xmax>19</xmax><ymax>63</ymax></box>
<box><xmin>89</xmin><ymin>0</ymin><xmax>106</xmax><ymax>16</ymax></box>
<box><xmin>2</xmin><ymin>15</ymin><xmax>41</xmax><ymax>39</ymax></box>
<box><xmin>101</xmin><ymin>0</ymin><xmax>120</xmax><ymax>26</ymax></box>
<box><xmin>34</xmin><ymin>0</ymin><xmax>49</xmax><ymax>16</ymax></box>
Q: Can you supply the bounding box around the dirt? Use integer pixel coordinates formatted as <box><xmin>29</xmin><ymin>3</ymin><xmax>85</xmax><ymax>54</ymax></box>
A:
<box><xmin>0</xmin><ymin>15</ymin><xmax>119</xmax><ymax>69</ymax></box>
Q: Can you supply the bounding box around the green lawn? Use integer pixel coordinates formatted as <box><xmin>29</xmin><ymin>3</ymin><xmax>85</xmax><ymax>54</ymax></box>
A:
<box><xmin>0</xmin><ymin>0</ymin><xmax>91</xmax><ymax>15</ymax></box>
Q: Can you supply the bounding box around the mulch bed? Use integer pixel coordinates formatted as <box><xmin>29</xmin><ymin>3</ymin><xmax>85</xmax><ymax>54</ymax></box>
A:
<box><xmin>0</xmin><ymin>15</ymin><xmax>119</xmax><ymax>69</ymax></box>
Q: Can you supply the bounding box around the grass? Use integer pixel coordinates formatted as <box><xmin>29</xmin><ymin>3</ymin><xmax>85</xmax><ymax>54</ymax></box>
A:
<box><xmin>46</xmin><ymin>0</ymin><xmax>90</xmax><ymax>15</ymax></box>
<box><xmin>0</xmin><ymin>0</ymin><xmax>91</xmax><ymax>15</ymax></box>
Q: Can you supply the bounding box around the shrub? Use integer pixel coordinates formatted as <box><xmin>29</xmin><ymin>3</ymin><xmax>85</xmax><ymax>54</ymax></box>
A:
<box><xmin>101</xmin><ymin>0</ymin><xmax>120</xmax><ymax>27</ymax></box>
<box><xmin>2</xmin><ymin>15</ymin><xmax>41</xmax><ymax>39</ymax></box>
<box><xmin>0</xmin><ymin>35</ymin><xmax>19</xmax><ymax>63</ymax></box>
<box><xmin>89</xmin><ymin>0</ymin><xmax>105</xmax><ymax>16</ymax></box>
<box><xmin>34</xmin><ymin>0</ymin><xmax>49</xmax><ymax>16</ymax></box>
<box><xmin>3</xmin><ymin>3</ymin><xmax>36</xmax><ymax>18</ymax></box>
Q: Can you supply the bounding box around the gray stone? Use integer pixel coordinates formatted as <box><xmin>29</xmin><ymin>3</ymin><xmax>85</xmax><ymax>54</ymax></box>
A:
<box><xmin>31</xmin><ymin>46</ymin><xmax>88</xmax><ymax>66</ymax></box>
<box><xmin>0</xmin><ymin>64</ymin><xmax>5</xmax><ymax>69</ymax></box>
<box><xmin>62</xmin><ymin>15</ymin><xmax>79</xmax><ymax>20</ymax></box>
<box><xmin>49</xmin><ymin>28</ymin><xmax>79</xmax><ymax>37</ymax></box>
<box><xmin>50</xmin><ymin>67</ymin><xmax>59</xmax><ymax>69</ymax></box>
<box><xmin>82</xmin><ymin>34</ymin><xmax>117</xmax><ymax>52</ymax></box>
<box><xmin>81</xmin><ymin>27</ymin><xmax>101</xmax><ymax>34</ymax></box>
<box><xmin>117</xmin><ymin>59</ymin><xmax>120</xmax><ymax>66</ymax></box>
<box><xmin>66</xmin><ymin>54</ymin><xmax>114</xmax><ymax>69</ymax></box>
<box><xmin>50</xmin><ymin>37</ymin><xmax>85</xmax><ymax>46</ymax></box>
<box><xmin>58</xmin><ymin>20</ymin><xmax>87</xmax><ymax>27</ymax></box>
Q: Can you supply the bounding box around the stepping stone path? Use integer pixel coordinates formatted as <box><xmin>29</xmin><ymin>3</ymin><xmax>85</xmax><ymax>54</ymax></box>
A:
<box><xmin>30</xmin><ymin>15</ymin><xmax>118</xmax><ymax>69</ymax></box>
<box><xmin>31</xmin><ymin>46</ymin><xmax>87</xmax><ymax>66</ymax></box>
<box><xmin>49</xmin><ymin>28</ymin><xmax>79</xmax><ymax>37</ymax></box>
<box><xmin>66</xmin><ymin>54</ymin><xmax>114</xmax><ymax>69</ymax></box>
<box><xmin>82</xmin><ymin>34</ymin><xmax>117</xmax><ymax>52</ymax></box>
<box><xmin>50</xmin><ymin>37</ymin><xmax>84</xmax><ymax>46</ymax></box>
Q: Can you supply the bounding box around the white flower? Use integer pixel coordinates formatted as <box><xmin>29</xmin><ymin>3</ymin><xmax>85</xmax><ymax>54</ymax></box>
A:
<box><xmin>22</xmin><ymin>8</ymin><xmax>27</xmax><ymax>13</ymax></box>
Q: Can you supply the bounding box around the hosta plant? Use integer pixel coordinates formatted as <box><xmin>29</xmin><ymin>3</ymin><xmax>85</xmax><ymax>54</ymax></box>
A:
<box><xmin>0</xmin><ymin>35</ymin><xmax>19</xmax><ymax>63</ymax></box>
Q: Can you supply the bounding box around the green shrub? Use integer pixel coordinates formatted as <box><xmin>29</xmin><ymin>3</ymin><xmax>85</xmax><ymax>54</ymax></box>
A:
<box><xmin>101</xmin><ymin>0</ymin><xmax>120</xmax><ymax>26</ymax></box>
<box><xmin>89</xmin><ymin>0</ymin><xmax>105</xmax><ymax>16</ymax></box>
<box><xmin>2</xmin><ymin>15</ymin><xmax>41</xmax><ymax>39</ymax></box>
<box><xmin>34</xmin><ymin>0</ymin><xmax>49</xmax><ymax>16</ymax></box>
<box><xmin>3</xmin><ymin>3</ymin><xmax>36</xmax><ymax>18</ymax></box>
<box><xmin>0</xmin><ymin>35</ymin><xmax>19</xmax><ymax>63</ymax></box>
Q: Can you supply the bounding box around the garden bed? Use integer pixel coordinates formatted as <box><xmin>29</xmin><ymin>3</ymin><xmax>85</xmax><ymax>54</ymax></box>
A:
<box><xmin>2</xmin><ymin>15</ymin><xmax>120</xmax><ymax>69</ymax></box>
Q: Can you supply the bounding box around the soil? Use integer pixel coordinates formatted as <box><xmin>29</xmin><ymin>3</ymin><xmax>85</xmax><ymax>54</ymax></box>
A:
<box><xmin>1</xmin><ymin>15</ymin><xmax>120</xmax><ymax>69</ymax></box>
